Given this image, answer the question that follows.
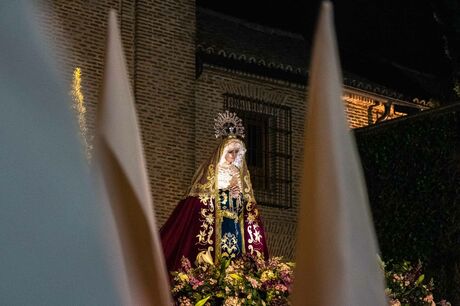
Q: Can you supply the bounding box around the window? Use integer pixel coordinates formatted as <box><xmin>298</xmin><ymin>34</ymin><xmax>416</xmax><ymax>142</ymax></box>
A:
<box><xmin>224</xmin><ymin>93</ymin><xmax>292</xmax><ymax>209</ymax></box>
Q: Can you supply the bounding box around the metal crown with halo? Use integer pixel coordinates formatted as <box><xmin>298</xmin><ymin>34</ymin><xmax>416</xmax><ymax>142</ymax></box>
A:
<box><xmin>214</xmin><ymin>110</ymin><xmax>245</xmax><ymax>139</ymax></box>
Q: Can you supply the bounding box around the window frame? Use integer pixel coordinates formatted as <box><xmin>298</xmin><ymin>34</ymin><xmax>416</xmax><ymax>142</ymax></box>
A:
<box><xmin>223</xmin><ymin>93</ymin><xmax>292</xmax><ymax>209</ymax></box>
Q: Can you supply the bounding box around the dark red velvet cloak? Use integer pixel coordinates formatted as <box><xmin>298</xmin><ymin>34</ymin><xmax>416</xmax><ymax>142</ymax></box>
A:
<box><xmin>160</xmin><ymin>196</ymin><xmax>268</xmax><ymax>272</ymax></box>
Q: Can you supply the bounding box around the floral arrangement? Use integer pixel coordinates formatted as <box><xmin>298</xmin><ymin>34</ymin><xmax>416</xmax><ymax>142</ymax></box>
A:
<box><xmin>171</xmin><ymin>253</ymin><xmax>294</xmax><ymax>306</ymax></box>
<box><xmin>382</xmin><ymin>259</ymin><xmax>450</xmax><ymax>306</ymax></box>
<box><xmin>171</xmin><ymin>253</ymin><xmax>451</xmax><ymax>306</ymax></box>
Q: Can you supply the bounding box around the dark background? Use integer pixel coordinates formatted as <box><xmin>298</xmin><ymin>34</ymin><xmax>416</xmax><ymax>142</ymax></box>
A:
<box><xmin>198</xmin><ymin>0</ymin><xmax>460</xmax><ymax>104</ymax></box>
<box><xmin>355</xmin><ymin>104</ymin><xmax>460</xmax><ymax>304</ymax></box>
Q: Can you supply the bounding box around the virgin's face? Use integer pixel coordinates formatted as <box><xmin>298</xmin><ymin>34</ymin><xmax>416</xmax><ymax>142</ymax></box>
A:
<box><xmin>225</xmin><ymin>147</ymin><xmax>239</xmax><ymax>164</ymax></box>
<box><xmin>224</xmin><ymin>141</ymin><xmax>242</xmax><ymax>164</ymax></box>
<box><xmin>220</xmin><ymin>139</ymin><xmax>246</xmax><ymax>167</ymax></box>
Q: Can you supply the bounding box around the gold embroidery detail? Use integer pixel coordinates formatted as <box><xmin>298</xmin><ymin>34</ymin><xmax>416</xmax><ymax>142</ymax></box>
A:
<box><xmin>253</xmin><ymin>223</ymin><xmax>262</xmax><ymax>243</ymax></box>
<box><xmin>215</xmin><ymin>189</ymin><xmax>222</xmax><ymax>260</ymax></box>
<box><xmin>196</xmin><ymin>165</ymin><xmax>217</xmax><ymax>249</ymax></box>
<box><xmin>243</xmin><ymin>173</ymin><xmax>255</xmax><ymax>204</ymax></box>
<box><xmin>221</xmin><ymin>233</ymin><xmax>239</xmax><ymax>259</ymax></box>
<box><xmin>246</xmin><ymin>212</ymin><xmax>256</xmax><ymax>224</ymax></box>
<box><xmin>247</xmin><ymin>245</ymin><xmax>263</xmax><ymax>258</ymax></box>
<box><xmin>247</xmin><ymin>225</ymin><xmax>255</xmax><ymax>244</ymax></box>
<box><xmin>196</xmin><ymin>164</ymin><xmax>216</xmax><ymax>205</ymax></box>
<box><xmin>222</xmin><ymin>210</ymin><xmax>238</xmax><ymax>220</ymax></box>
<box><xmin>246</xmin><ymin>195</ymin><xmax>263</xmax><ymax>256</ymax></box>
<box><xmin>197</xmin><ymin>207</ymin><xmax>214</xmax><ymax>246</ymax></box>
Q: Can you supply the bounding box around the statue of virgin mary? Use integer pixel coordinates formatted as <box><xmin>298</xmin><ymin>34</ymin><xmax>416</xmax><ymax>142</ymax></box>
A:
<box><xmin>160</xmin><ymin>111</ymin><xmax>269</xmax><ymax>272</ymax></box>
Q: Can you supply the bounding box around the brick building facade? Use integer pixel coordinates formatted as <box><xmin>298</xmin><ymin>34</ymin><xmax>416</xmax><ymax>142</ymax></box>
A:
<box><xmin>37</xmin><ymin>0</ymin><xmax>430</xmax><ymax>259</ymax></box>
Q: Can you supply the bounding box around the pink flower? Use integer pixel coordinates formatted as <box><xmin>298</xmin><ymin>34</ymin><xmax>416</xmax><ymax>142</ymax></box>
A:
<box><xmin>245</xmin><ymin>276</ymin><xmax>260</xmax><ymax>288</ymax></box>
<box><xmin>280</xmin><ymin>271</ymin><xmax>292</xmax><ymax>285</ymax></box>
<box><xmin>423</xmin><ymin>294</ymin><xmax>435</xmax><ymax>306</ymax></box>
<box><xmin>178</xmin><ymin>296</ymin><xmax>193</xmax><ymax>306</ymax></box>
<box><xmin>274</xmin><ymin>283</ymin><xmax>288</xmax><ymax>292</ymax></box>
<box><xmin>180</xmin><ymin>256</ymin><xmax>192</xmax><ymax>272</ymax></box>
<box><xmin>389</xmin><ymin>299</ymin><xmax>401</xmax><ymax>306</ymax></box>
<box><xmin>189</xmin><ymin>276</ymin><xmax>204</xmax><ymax>289</ymax></box>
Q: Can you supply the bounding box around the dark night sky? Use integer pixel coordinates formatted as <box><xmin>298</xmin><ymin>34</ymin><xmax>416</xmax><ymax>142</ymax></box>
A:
<box><xmin>198</xmin><ymin>0</ymin><xmax>457</xmax><ymax>100</ymax></box>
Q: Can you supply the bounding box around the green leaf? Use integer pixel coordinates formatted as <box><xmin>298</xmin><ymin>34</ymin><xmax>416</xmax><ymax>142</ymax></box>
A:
<box><xmin>195</xmin><ymin>295</ymin><xmax>210</xmax><ymax>306</ymax></box>
<box><xmin>215</xmin><ymin>291</ymin><xmax>224</xmax><ymax>298</ymax></box>
<box><xmin>415</xmin><ymin>274</ymin><xmax>425</xmax><ymax>286</ymax></box>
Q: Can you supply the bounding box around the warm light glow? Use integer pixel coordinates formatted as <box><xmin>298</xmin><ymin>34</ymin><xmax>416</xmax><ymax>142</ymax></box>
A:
<box><xmin>342</xmin><ymin>92</ymin><xmax>375</xmax><ymax>105</ymax></box>
<box><xmin>71</xmin><ymin>67</ymin><xmax>92</xmax><ymax>160</ymax></box>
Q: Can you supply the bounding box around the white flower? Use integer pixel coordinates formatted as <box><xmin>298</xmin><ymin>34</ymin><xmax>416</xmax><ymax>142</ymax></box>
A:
<box><xmin>196</xmin><ymin>248</ymin><xmax>214</xmax><ymax>266</ymax></box>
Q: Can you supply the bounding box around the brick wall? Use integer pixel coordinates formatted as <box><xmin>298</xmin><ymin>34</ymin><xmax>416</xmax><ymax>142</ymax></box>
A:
<box><xmin>132</xmin><ymin>0</ymin><xmax>196</xmax><ymax>223</ymax></box>
<box><xmin>38</xmin><ymin>0</ymin><xmax>196</xmax><ymax>224</ymax></box>
<box><xmin>344</xmin><ymin>90</ymin><xmax>405</xmax><ymax>128</ymax></box>
<box><xmin>37</xmin><ymin>0</ymin><xmax>134</xmax><ymax>132</ymax></box>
